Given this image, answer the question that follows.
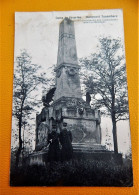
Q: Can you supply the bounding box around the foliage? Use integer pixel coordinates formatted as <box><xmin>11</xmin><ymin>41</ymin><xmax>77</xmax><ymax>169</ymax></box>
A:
<box><xmin>80</xmin><ymin>37</ymin><xmax>129</xmax><ymax>120</ymax></box>
<box><xmin>13</xmin><ymin>50</ymin><xmax>48</xmax><ymax>120</ymax></box>
<box><xmin>80</xmin><ymin>37</ymin><xmax>129</xmax><ymax>153</ymax></box>
<box><xmin>12</xmin><ymin>49</ymin><xmax>50</xmax><ymax>167</ymax></box>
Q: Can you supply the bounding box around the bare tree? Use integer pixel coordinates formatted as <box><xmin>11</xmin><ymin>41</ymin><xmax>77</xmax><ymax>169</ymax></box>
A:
<box><xmin>80</xmin><ymin>37</ymin><xmax>129</xmax><ymax>154</ymax></box>
<box><xmin>12</xmin><ymin>50</ymin><xmax>49</xmax><ymax>167</ymax></box>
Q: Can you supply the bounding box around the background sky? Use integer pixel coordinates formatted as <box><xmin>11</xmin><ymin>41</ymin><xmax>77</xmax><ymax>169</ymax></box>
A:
<box><xmin>12</xmin><ymin>9</ymin><xmax>131</xmax><ymax>156</ymax></box>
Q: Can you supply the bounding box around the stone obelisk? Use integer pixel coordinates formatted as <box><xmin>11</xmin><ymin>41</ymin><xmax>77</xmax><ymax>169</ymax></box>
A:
<box><xmin>52</xmin><ymin>18</ymin><xmax>101</xmax><ymax>145</ymax></box>
<box><xmin>54</xmin><ymin>17</ymin><xmax>82</xmax><ymax>101</ymax></box>
<box><xmin>31</xmin><ymin>17</ymin><xmax>122</xmax><ymax>165</ymax></box>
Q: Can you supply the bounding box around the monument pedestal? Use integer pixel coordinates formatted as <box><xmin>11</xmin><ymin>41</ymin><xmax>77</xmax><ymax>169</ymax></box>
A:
<box><xmin>28</xmin><ymin>148</ymin><xmax>123</xmax><ymax>166</ymax></box>
<box><xmin>52</xmin><ymin>96</ymin><xmax>101</xmax><ymax>145</ymax></box>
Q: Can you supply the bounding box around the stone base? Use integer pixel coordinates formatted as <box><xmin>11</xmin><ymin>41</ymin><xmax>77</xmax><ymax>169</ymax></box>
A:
<box><xmin>72</xmin><ymin>143</ymin><xmax>123</xmax><ymax>164</ymax></box>
<box><xmin>27</xmin><ymin>151</ymin><xmax>48</xmax><ymax>166</ymax></box>
<box><xmin>27</xmin><ymin>144</ymin><xmax>123</xmax><ymax>166</ymax></box>
<box><xmin>73</xmin><ymin>151</ymin><xmax>122</xmax><ymax>164</ymax></box>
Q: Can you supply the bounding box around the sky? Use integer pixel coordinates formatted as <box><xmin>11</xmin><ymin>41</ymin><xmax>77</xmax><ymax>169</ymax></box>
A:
<box><xmin>12</xmin><ymin>9</ymin><xmax>132</xmax><ymax>156</ymax></box>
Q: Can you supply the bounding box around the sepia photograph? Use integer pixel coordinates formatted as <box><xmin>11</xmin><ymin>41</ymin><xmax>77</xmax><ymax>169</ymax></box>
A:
<box><xmin>10</xmin><ymin>9</ymin><xmax>133</xmax><ymax>186</ymax></box>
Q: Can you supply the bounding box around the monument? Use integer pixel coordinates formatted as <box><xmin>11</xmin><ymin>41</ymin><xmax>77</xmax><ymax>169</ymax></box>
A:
<box><xmin>29</xmin><ymin>18</ymin><xmax>122</xmax><ymax>164</ymax></box>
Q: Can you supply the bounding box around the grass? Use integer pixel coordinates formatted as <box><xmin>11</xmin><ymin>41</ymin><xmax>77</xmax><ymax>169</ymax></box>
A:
<box><xmin>10</xmin><ymin>159</ymin><xmax>133</xmax><ymax>186</ymax></box>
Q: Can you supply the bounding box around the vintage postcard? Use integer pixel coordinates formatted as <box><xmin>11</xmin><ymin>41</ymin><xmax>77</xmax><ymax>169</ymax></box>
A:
<box><xmin>10</xmin><ymin>9</ymin><xmax>133</xmax><ymax>186</ymax></box>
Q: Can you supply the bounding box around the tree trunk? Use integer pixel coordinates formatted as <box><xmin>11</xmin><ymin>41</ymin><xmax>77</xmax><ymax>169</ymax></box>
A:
<box><xmin>112</xmin><ymin>113</ymin><xmax>118</xmax><ymax>154</ymax></box>
<box><xmin>111</xmin><ymin>80</ymin><xmax>118</xmax><ymax>154</ymax></box>
<box><xmin>15</xmin><ymin>118</ymin><xmax>23</xmax><ymax>168</ymax></box>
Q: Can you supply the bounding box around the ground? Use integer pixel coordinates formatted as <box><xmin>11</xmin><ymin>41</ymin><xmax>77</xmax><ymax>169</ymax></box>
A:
<box><xmin>10</xmin><ymin>158</ymin><xmax>133</xmax><ymax>186</ymax></box>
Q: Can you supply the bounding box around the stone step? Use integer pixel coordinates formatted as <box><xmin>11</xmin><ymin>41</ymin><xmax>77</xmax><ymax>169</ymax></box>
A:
<box><xmin>72</xmin><ymin>143</ymin><xmax>105</xmax><ymax>146</ymax></box>
<box><xmin>73</xmin><ymin>149</ymin><xmax>112</xmax><ymax>153</ymax></box>
<box><xmin>73</xmin><ymin>147</ymin><xmax>106</xmax><ymax>151</ymax></box>
<box><xmin>72</xmin><ymin>143</ymin><xmax>97</xmax><ymax>145</ymax></box>
<box><xmin>72</xmin><ymin>143</ymin><xmax>106</xmax><ymax>151</ymax></box>
<box><xmin>73</xmin><ymin>148</ymin><xmax>107</xmax><ymax>152</ymax></box>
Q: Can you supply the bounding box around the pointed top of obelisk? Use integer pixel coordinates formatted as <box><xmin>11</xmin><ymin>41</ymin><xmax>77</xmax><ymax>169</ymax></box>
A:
<box><xmin>57</xmin><ymin>17</ymin><xmax>78</xmax><ymax>66</ymax></box>
<box><xmin>59</xmin><ymin>17</ymin><xmax>75</xmax><ymax>38</ymax></box>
